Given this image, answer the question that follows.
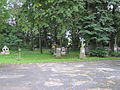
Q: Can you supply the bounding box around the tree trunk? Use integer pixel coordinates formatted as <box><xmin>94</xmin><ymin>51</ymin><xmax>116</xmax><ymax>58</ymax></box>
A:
<box><xmin>54</xmin><ymin>28</ymin><xmax>57</xmax><ymax>43</ymax></box>
<box><xmin>31</xmin><ymin>29</ymin><xmax>34</xmax><ymax>51</ymax></box>
<box><xmin>60</xmin><ymin>37</ymin><xmax>62</xmax><ymax>47</ymax></box>
<box><xmin>71</xmin><ymin>29</ymin><xmax>77</xmax><ymax>51</ymax></box>
<box><xmin>110</xmin><ymin>34</ymin><xmax>115</xmax><ymax>52</ymax></box>
<box><xmin>39</xmin><ymin>29</ymin><xmax>43</xmax><ymax>54</ymax></box>
<box><xmin>44</xmin><ymin>28</ymin><xmax>48</xmax><ymax>49</ymax></box>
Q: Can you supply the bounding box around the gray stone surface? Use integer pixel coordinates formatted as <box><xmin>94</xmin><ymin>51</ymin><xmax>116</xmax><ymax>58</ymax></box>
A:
<box><xmin>0</xmin><ymin>60</ymin><xmax>120</xmax><ymax>90</ymax></box>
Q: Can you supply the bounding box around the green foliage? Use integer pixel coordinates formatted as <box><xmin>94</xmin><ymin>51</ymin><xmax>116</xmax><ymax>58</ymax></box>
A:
<box><xmin>111</xmin><ymin>52</ymin><xmax>120</xmax><ymax>57</ymax></box>
<box><xmin>0</xmin><ymin>35</ymin><xmax>22</xmax><ymax>49</ymax></box>
<box><xmin>89</xmin><ymin>47</ymin><xmax>108</xmax><ymax>57</ymax></box>
<box><xmin>0</xmin><ymin>0</ymin><xmax>9</xmax><ymax>31</ymax></box>
<box><xmin>80</xmin><ymin>0</ymin><xmax>116</xmax><ymax>44</ymax></box>
<box><xmin>1</xmin><ymin>0</ymin><xmax>120</xmax><ymax>52</ymax></box>
<box><xmin>0</xmin><ymin>25</ymin><xmax>22</xmax><ymax>49</ymax></box>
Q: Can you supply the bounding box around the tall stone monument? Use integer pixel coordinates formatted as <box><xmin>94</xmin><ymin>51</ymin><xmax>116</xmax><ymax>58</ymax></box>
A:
<box><xmin>79</xmin><ymin>38</ymin><xmax>86</xmax><ymax>59</ymax></box>
<box><xmin>114</xmin><ymin>37</ymin><xmax>117</xmax><ymax>52</ymax></box>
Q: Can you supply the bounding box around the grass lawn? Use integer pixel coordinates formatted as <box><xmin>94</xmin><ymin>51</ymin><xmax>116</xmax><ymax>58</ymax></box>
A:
<box><xmin>0</xmin><ymin>50</ymin><xmax>119</xmax><ymax>64</ymax></box>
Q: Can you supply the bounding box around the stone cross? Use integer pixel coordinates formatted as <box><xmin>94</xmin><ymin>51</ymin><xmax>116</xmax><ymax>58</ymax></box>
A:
<box><xmin>79</xmin><ymin>38</ymin><xmax>86</xmax><ymax>59</ymax></box>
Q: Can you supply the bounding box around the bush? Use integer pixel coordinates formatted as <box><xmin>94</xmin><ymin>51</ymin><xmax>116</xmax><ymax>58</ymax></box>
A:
<box><xmin>110</xmin><ymin>52</ymin><xmax>120</xmax><ymax>57</ymax></box>
<box><xmin>89</xmin><ymin>47</ymin><xmax>108</xmax><ymax>57</ymax></box>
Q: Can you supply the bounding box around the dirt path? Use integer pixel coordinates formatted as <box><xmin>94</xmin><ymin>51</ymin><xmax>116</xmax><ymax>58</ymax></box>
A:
<box><xmin>0</xmin><ymin>60</ymin><xmax>120</xmax><ymax>90</ymax></box>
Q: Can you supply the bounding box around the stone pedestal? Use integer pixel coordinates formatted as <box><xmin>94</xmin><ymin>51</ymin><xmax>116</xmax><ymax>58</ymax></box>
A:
<box><xmin>114</xmin><ymin>44</ymin><xmax>117</xmax><ymax>52</ymax></box>
<box><xmin>80</xmin><ymin>47</ymin><xmax>86</xmax><ymax>59</ymax></box>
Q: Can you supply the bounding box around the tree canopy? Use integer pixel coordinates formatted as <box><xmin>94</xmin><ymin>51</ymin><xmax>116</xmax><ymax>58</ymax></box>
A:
<box><xmin>0</xmin><ymin>0</ymin><xmax>120</xmax><ymax>52</ymax></box>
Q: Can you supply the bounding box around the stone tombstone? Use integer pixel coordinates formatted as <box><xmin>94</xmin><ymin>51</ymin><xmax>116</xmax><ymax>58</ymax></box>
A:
<box><xmin>80</xmin><ymin>38</ymin><xmax>86</xmax><ymax>59</ymax></box>
<box><xmin>1</xmin><ymin>46</ymin><xmax>10</xmax><ymax>55</ymax></box>
<box><xmin>34</xmin><ymin>45</ymin><xmax>38</xmax><ymax>50</ymax></box>
<box><xmin>56</xmin><ymin>48</ymin><xmax>61</xmax><ymax>58</ymax></box>
<box><xmin>61</xmin><ymin>47</ymin><xmax>67</xmax><ymax>56</ymax></box>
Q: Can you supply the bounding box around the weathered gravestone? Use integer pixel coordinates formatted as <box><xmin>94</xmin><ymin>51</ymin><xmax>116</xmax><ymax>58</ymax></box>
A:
<box><xmin>34</xmin><ymin>45</ymin><xmax>38</xmax><ymax>50</ymax></box>
<box><xmin>51</xmin><ymin>42</ymin><xmax>67</xmax><ymax>57</ymax></box>
<box><xmin>56</xmin><ymin>48</ymin><xmax>61</xmax><ymax>58</ymax></box>
<box><xmin>0</xmin><ymin>46</ymin><xmax>10</xmax><ymax>55</ymax></box>
<box><xmin>61</xmin><ymin>47</ymin><xmax>67</xmax><ymax>56</ymax></box>
<box><xmin>80</xmin><ymin>38</ymin><xmax>86</xmax><ymax>59</ymax></box>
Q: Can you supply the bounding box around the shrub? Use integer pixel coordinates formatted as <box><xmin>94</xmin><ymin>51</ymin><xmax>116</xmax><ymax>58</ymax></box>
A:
<box><xmin>89</xmin><ymin>47</ymin><xmax>108</xmax><ymax>57</ymax></box>
<box><xmin>110</xmin><ymin>52</ymin><xmax>120</xmax><ymax>57</ymax></box>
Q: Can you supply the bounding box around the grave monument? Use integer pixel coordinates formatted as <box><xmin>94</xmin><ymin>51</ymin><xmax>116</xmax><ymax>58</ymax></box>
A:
<box><xmin>0</xmin><ymin>46</ymin><xmax>10</xmax><ymax>55</ymax></box>
<box><xmin>79</xmin><ymin>38</ymin><xmax>86</xmax><ymax>59</ymax></box>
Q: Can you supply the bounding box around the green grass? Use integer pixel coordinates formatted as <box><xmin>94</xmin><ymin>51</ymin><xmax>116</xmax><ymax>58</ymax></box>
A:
<box><xmin>0</xmin><ymin>50</ymin><xmax>119</xmax><ymax>64</ymax></box>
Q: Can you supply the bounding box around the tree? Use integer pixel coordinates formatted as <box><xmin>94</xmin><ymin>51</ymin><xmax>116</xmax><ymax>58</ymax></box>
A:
<box><xmin>0</xmin><ymin>0</ymin><xmax>9</xmax><ymax>31</ymax></box>
<box><xmin>79</xmin><ymin>0</ymin><xmax>119</xmax><ymax>51</ymax></box>
<box><xmin>33</xmin><ymin>0</ymin><xmax>84</xmax><ymax>50</ymax></box>
<box><xmin>6</xmin><ymin>0</ymin><xmax>120</xmax><ymax>53</ymax></box>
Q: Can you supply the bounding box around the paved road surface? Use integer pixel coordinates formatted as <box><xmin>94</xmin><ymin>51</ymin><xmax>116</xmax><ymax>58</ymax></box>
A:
<box><xmin>0</xmin><ymin>60</ymin><xmax>120</xmax><ymax>90</ymax></box>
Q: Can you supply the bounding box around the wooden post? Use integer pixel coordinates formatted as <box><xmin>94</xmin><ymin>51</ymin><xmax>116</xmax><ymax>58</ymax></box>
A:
<box><xmin>18</xmin><ymin>48</ymin><xmax>21</xmax><ymax>61</ymax></box>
